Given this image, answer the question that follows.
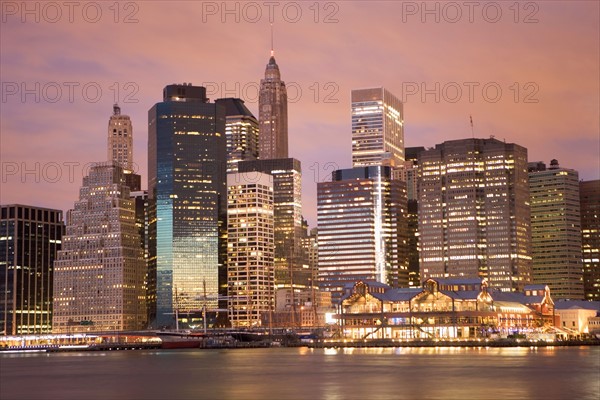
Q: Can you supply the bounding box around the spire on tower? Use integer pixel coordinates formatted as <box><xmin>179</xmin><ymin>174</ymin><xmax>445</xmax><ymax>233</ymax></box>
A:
<box><xmin>270</xmin><ymin>23</ymin><xmax>274</xmax><ymax>57</ymax></box>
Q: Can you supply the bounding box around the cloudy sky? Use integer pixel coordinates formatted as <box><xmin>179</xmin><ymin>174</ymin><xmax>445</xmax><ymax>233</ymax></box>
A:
<box><xmin>1</xmin><ymin>1</ymin><xmax>598</xmax><ymax>226</ymax></box>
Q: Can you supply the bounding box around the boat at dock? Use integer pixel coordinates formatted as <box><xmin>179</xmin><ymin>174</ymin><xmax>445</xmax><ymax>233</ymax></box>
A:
<box><xmin>156</xmin><ymin>331</ymin><xmax>207</xmax><ymax>349</ymax></box>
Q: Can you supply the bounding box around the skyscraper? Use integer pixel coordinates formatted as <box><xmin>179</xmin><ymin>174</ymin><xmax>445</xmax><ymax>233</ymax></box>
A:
<box><xmin>238</xmin><ymin>159</ymin><xmax>308</xmax><ymax>290</ymax></box>
<box><xmin>258</xmin><ymin>52</ymin><xmax>288</xmax><ymax>159</ymax></box>
<box><xmin>52</xmin><ymin>162</ymin><xmax>147</xmax><ymax>333</ymax></box>
<box><xmin>108</xmin><ymin>104</ymin><xmax>141</xmax><ymax>191</ymax></box>
<box><xmin>148</xmin><ymin>83</ymin><xmax>227</xmax><ymax>328</ymax></box>
<box><xmin>215</xmin><ymin>98</ymin><xmax>259</xmax><ymax>173</ymax></box>
<box><xmin>1</xmin><ymin>205</ymin><xmax>63</xmax><ymax>335</ymax></box>
<box><xmin>317</xmin><ymin>166</ymin><xmax>408</xmax><ymax>302</ymax></box>
<box><xmin>581</xmin><ymin>180</ymin><xmax>600</xmax><ymax>300</ymax></box>
<box><xmin>399</xmin><ymin>146</ymin><xmax>425</xmax><ymax>287</ymax></box>
<box><xmin>227</xmin><ymin>172</ymin><xmax>274</xmax><ymax>327</ymax></box>
<box><xmin>351</xmin><ymin>88</ymin><xmax>404</xmax><ymax>168</ymax></box>
<box><xmin>418</xmin><ymin>138</ymin><xmax>531</xmax><ymax>292</ymax></box>
<box><xmin>108</xmin><ymin>103</ymin><xmax>133</xmax><ymax>172</ymax></box>
<box><xmin>529</xmin><ymin>160</ymin><xmax>583</xmax><ymax>299</ymax></box>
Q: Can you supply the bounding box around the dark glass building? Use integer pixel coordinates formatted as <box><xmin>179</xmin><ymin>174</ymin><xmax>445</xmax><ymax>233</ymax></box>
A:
<box><xmin>0</xmin><ymin>205</ymin><xmax>64</xmax><ymax>334</ymax></box>
<box><xmin>215</xmin><ymin>98</ymin><xmax>258</xmax><ymax>173</ymax></box>
<box><xmin>148</xmin><ymin>84</ymin><xmax>227</xmax><ymax>328</ymax></box>
<box><xmin>581</xmin><ymin>180</ymin><xmax>600</xmax><ymax>300</ymax></box>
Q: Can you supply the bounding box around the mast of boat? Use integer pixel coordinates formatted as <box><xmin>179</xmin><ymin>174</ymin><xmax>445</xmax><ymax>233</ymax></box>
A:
<box><xmin>203</xmin><ymin>280</ymin><xmax>207</xmax><ymax>334</ymax></box>
<box><xmin>174</xmin><ymin>285</ymin><xmax>180</xmax><ymax>331</ymax></box>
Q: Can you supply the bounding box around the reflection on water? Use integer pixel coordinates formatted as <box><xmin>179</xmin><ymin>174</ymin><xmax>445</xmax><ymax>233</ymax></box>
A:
<box><xmin>1</xmin><ymin>346</ymin><xmax>598</xmax><ymax>400</ymax></box>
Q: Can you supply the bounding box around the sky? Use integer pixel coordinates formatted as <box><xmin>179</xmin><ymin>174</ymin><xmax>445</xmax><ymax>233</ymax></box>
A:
<box><xmin>1</xmin><ymin>1</ymin><xmax>599</xmax><ymax>227</ymax></box>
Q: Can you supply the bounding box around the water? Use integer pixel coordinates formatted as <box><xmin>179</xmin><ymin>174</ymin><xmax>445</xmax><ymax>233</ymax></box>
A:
<box><xmin>1</xmin><ymin>346</ymin><xmax>598</xmax><ymax>400</ymax></box>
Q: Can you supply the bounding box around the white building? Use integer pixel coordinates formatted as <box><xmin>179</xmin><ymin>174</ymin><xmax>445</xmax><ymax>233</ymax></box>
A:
<box><xmin>227</xmin><ymin>172</ymin><xmax>274</xmax><ymax>327</ymax></box>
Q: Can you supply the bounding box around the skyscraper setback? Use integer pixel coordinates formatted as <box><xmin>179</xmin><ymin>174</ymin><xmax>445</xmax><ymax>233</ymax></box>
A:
<box><xmin>52</xmin><ymin>105</ymin><xmax>146</xmax><ymax>333</ymax></box>
<box><xmin>258</xmin><ymin>52</ymin><xmax>288</xmax><ymax>159</ymax></box>
<box><xmin>215</xmin><ymin>98</ymin><xmax>259</xmax><ymax>173</ymax></box>
<box><xmin>351</xmin><ymin>88</ymin><xmax>404</xmax><ymax>168</ymax></box>
<box><xmin>52</xmin><ymin>162</ymin><xmax>147</xmax><ymax>333</ymax></box>
<box><xmin>108</xmin><ymin>104</ymin><xmax>133</xmax><ymax>172</ymax></box>
<box><xmin>418</xmin><ymin>138</ymin><xmax>532</xmax><ymax>292</ymax></box>
<box><xmin>148</xmin><ymin>84</ymin><xmax>227</xmax><ymax>328</ymax></box>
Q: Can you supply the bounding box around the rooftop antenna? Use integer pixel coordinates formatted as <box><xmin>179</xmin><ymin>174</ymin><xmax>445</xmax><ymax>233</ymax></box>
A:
<box><xmin>270</xmin><ymin>23</ymin><xmax>274</xmax><ymax>57</ymax></box>
<box><xmin>470</xmin><ymin>115</ymin><xmax>475</xmax><ymax>138</ymax></box>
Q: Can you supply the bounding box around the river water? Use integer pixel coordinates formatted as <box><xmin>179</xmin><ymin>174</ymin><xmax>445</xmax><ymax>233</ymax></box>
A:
<box><xmin>1</xmin><ymin>346</ymin><xmax>598</xmax><ymax>400</ymax></box>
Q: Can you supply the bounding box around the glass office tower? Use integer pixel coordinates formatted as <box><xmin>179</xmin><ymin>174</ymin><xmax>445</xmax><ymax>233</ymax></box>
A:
<box><xmin>148</xmin><ymin>84</ymin><xmax>227</xmax><ymax>328</ymax></box>
<box><xmin>1</xmin><ymin>205</ymin><xmax>63</xmax><ymax>335</ymax></box>
<box><xmin>351</xmin><ymin>88</ymin><xmax>404</xmax><ymax>168</ymax></box>
<box><xmin>581</xmin><ymin>180</ymin><xmax>600</xmax><ymax>300</ymax></box>
<box><xmin>317</xmin><ymin>166</ymin><xmax>407</xmax><ymax>303</ymax></box>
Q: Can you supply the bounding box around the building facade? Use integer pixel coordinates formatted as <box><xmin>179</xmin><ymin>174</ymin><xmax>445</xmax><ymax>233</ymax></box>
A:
<box><xmin>227</xmin><ymin>172</ymin><xmax>274</xmax><ymax>327</ymax></box>
<box><xmin>418</xmin><ymin>138</ymin><xmax>531</xmax><ymax>292</ymax></box>
<box><xmin>148</xmin><ymin>83</ymin><xmax>227</xmax><ymax>328</ymax></box>
<box><xmin>399</xmin><ymin>147</ymin><xmax>425</xmax><ymax>288</ymax></box>
<box><xmin>237</xmin><ymin>159</ymin><xmax>308</xmax><ymax>291</ymax></box>
<box><xmin>52</xmin><ymin>162</ymin><xmax>147</xmax><ymax>333</ymax></box>
<box><xmin>0</xmin><ymin>205</ymin><xmax>63</xmax><ymax>335</ymax></box>
<box><xmin>215</xmin><ymin>98</ymin><xmax>259</xmax><ymax>173</ymax></box>
<box><xmin>529</xmin><ymin>160</ymin><xmax>583</xmax><ymax>299</ymax></box>
<box><xmin>351</xmin><ymin>88</ymin><xmax>404</xmax><ymax>168</ymax></box>
<box><xmin>317</xmin><ymin>166</ymin><xmax>408</xmax><ymax>303</ymax></box>
<box><xmin>337</xmin><ymin>278</ymin><xmax>556</xmax><ymax>340</ymax></box>
<box><xmin>108</xmin><ymin>103</ymin><xmax>133</xmax><ymax>172</ymax></box>
<box><xmin>581</xmin><ymin>180</ymin><xmax>600</xmax><ymax>300</ymax></box>
<box><xmin>258</xmin><ymin>54</ymin><xmax>288</xmax><ymax>159</ymax></box>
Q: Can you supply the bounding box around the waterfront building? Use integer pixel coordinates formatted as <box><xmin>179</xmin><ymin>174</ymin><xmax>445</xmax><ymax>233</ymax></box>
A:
<box><xmin>148</xmin><ymin>83</ymin><xmax>227</xmax><ymax>328</ymax></box>
<box><xmin>0</xmin><ymin>205</ymin><xmax>64</xmax><ymax>335</ymax></box>
<box><xmin>269</xmin><ymin>287</ymin><xmax>333</xmax><ymax>328</ymax></box>
<box><xmin>581</xmin><ymin>180</ymin><xmax>600</xmax><ymax>300</ymax></box>
<box><xmin>337</xmin><ymin>278</ymin><xmax>556</xmax><ymax>340</ymax></box>
<box><xmin>554</xmin><ymin>300</ymin><xmax>600</xmax><ymax>336</ymax></box>
<box><xmin>351</xmin><ymin>88</ymin><xmax>404</xmax><ymax>168</ymax></box>
<box><xmin>529</xmin><ymin>160</ymin><xmax>583</xmax><ymax>299</ymax></box>
<box><xmin>258</xmin><ymin>51</ymin><xmax>288</xmax><ymax>159</ymax></box>
<box><xmin>226</xmin><ymin>172</ymin><xmax>274</xmax><ymax>328</ymax></box>
<box><xmin>317</xmin><ymin>166</ymin><xmax>408</xmax><ymax>303</ymax></box>
<box><xmin>237</xmin><ymin>159</ymin><xmax>308</xmax><ymax>291</ymax></box>
<box><xmin>418</xmin><ymin>138</ymin><xmax>531</xmax><ymax>292</ymax></box>
<box><xmin>52</xmin><ymin>162</ymin><xmax>147</xmax><ymax>333</ymax></box>
<box><xmin>215</xmin><ymin>98</ymin><xmax>259</xmax><ymax>173</ymax></box>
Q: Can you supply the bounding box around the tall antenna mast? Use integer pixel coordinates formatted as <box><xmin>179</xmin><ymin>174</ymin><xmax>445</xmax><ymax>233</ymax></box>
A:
<box><xmin>470</xmin><ymin>115</ymin><xmax>475</xmax><ymax>138</ymax></box>
<box><xmin>270</xmin><ymin>23</ymin><xmax>274</xmax><ymax>57</ymax></box>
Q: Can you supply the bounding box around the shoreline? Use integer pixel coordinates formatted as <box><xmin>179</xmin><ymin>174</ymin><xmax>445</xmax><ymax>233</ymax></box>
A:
<box><xmin>2</xmin><ymin>338</ymin><xmax>599</xmax><ymax>353</ymax></box>
<box><xmin>307</xmin><ymin>338</ymin><xmax>600</xmax><ymax>349</ymax></box>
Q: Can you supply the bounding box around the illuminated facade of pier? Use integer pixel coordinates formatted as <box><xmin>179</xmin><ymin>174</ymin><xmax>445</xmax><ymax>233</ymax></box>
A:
<box><xmin>336</xmin><ymin>278</ymin><xmax>556</xmax><ymax>340</ymax></box>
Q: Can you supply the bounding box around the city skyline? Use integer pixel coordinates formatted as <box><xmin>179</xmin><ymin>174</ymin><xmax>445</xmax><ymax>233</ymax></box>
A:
<box><xmin>1</xmin><ymin>2</ymin><xmax>599</xmax><ymax>228</ymax></box>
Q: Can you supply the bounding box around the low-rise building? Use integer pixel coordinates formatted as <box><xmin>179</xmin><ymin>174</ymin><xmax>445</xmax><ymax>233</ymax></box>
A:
<box><xmin>554</xmin><ymin>300</ymin><xmax>600</xmax><ymax>336</ymax></box>
<box><xmin>336</xmin><ymin>278</ymin><xmax>556</xmax><ymax>340</ymax></box>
